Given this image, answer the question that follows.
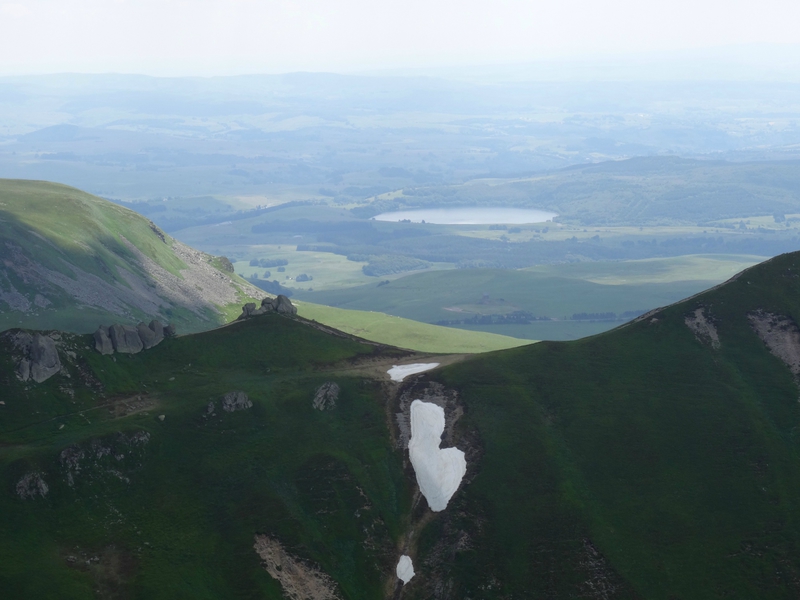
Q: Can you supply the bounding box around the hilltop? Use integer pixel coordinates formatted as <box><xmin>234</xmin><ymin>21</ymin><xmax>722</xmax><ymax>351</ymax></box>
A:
<box><xmin>0</xmin><ymin>179</ymin><xmax>262</xmax><ymax>333</ymax></box>
<box><xmin>6</xmin><ymin>249</ymin><xmax>800</xmax><ymax>597</ymax></box>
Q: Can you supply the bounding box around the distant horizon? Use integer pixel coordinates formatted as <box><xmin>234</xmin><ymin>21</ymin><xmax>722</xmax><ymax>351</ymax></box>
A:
<box><xmin>2</xmin><ymin>43</ymin><xmax>800</xmax><ymax>83</ymax></box>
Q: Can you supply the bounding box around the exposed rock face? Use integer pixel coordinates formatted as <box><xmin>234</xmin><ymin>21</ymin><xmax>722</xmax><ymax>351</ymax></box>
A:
<box><xmin>93</xmin><ymin>320</ymin><xmax>169</xmax><ymax>354</ymax></box>
<box><xmin>109</xmin><ymin>324</ymin><xmax>144</xmax><ymax>354</ymax></box>
<box><xmin>253</xmin><ymin>534</ymin><xmax>341</xmax><ymax>600</ymax></box>
<box><xmin>272</xmin><ymin>295</ymin><xmax>297</xmax><ymax>315</ymax></box>
<box><xmin>30</xmin><ymin>334</ymin><xmax>61</xmax><ymax>382</ymax></box>
<box><xmin>16</xmin><ymin>473</ymin><xmax>49</xmax><ymax>499</ymax></box>
<box><xmin>685</xmin><ymin>307</ymin><xmax>720</xmax><ymax>349</ymax></box>
<box><xmin>149</xmin><ymin>319</ymin><xmax>164</xmax><ymax>339</ymax></box>
<box><xmin>136</xmin><ymin>322</ymin><xmax>162</xmax><ymax>349</ymax></box>
<box><xmin>93</xmin><ymin>325</ymin><xmax>113</xmax><ymax>355</ymax></box>
<box><xmin>237</xmin><ymin>295</ymin><xmax>297</xmax><ymax>320</ymax></box>
<box><xmin>749</xmin><ymin>311</ymin><xmax>800</xmax><ymax>376</ymax></box>
<box><xmin>12</xmin><ymin>332</ymin><xmax>61</xmax><ymax>383</ymax></box>
<box><xmin>313</xmin><ymin>382</ymin><xmax>339</xmax><ymax>410</ymax></box>
<box><xmin>222</xmin><ymin>391</ymin><xmax>252</xmax><ymax>412</ymax></box>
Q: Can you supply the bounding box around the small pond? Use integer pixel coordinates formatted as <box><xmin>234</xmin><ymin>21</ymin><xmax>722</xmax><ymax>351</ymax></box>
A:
<box><xmin>372</xmin><ymin>207</ymin><xmax>557</xmax><ymax>225</ymax></box>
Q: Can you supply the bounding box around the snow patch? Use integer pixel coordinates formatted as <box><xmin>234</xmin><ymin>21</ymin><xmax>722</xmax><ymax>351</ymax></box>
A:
<box><xmin>396</xmin><ymin>555</ymin><xmax>415</xmax><ymax>584</ymax></box>
<box><xmin>408</xmin><ymin>400</ymin><xmax>466</xmax><ymax>512</ymax></box>
<box><xmin>387</xmin><ymin>363</ymin><xmax>439</xmax><ymax>382</ymax></box>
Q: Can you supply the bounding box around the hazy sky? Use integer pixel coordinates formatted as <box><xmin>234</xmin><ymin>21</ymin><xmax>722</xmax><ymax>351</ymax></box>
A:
<box><xmin>1</xmin><ymin>0</ymin><xmax>799</xmax><ymax>76</ymax></box>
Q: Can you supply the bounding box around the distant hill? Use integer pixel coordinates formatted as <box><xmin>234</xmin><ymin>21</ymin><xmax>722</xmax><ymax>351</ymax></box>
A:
<box><xmin>0</xmin><ymin>179</ymin><xmax>261</xmax><ymax>333</ymax></box>
<box><xmin>360</xmin><ymin>156</ymin><xmax>800</xmax><ymax>226</ymax></box>
<box><xmin>6</xmin><ymin>251</ymin><xmax>800</xmax><ymax>596</ymax></box>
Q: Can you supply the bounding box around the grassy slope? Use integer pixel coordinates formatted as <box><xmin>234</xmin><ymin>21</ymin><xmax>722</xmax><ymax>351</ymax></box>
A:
<box><xmin>295</xmin><ymin>255</ymin><xmax>761</xmax><ymax>340</ymax></box>
<box><xmin>295</xmin><ymin>301</ymin><xmax>530</xmax><ymax>353</ymax></box>
<box><xmin>0</xmin><ymin>315</ymin><xmax>412</xmax><ymax>599</ymax></box>
<box><xmin>421</xmin><ymin>251</ymin><xmax>800</xmax><ymax>598</ymax></box>
<box><xmin>0</xmin><ymin>179</ymin><xmax>256</xmax><ymax>333</ymax></box>
<box><xmin>7</xmin><ymin>249</ymin><xmax>800</xmax><ymax>597</ymax></box>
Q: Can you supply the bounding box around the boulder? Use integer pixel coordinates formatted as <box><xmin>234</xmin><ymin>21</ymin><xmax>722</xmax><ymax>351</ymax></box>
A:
<box><xmin>15</xmin><ymin>359</ymin><xmax>30</xmax><ymax>382</ymax></box>
<box><xmin>29</xmin><ymin>334</ymin><xmax>61</xmax><ymax>382</ymax></box>
<box><xmin>109</xmin><ymin>324</ymin><xmax>143</xmax><ymax>354</ymax></box>
<box><xmin>137</xmin><ymin>322</ymin><xmax>163</xmax><ymax>349</ymax></box>
<box><xmin>149</xmin><ymin>320</ymin><xmax>165</xmax><ymax>339</ymax></box>
<box><xmin>238</xmin><ymin>296</ymin><xmax>297</xmax><ymax>320</ymax></box>
<box><xmin>164</xmin><ymin>323</ymin><xmax>177</xmax><ymax>337</ymax></box>
<box><xmin>93</xmin><ymin>326</ymin><xmax>113</xmax><ymax>355</ymax></box>
<box><xmin>312</xmin><ymin>382</ymin><xmax>339</xmax><ymax>411</ymax></box>
<box><xmin>274</xmin><ymin>295</ymin><xmax>297</xmax><ymax>315</ymax></box>
<box><xmin>222</xmin><ymin>391</ymin><xmax>252</xmax><ymax>412</ymax></box>
<box><xmin>239</xmin><ymin>302</ymin><xmax>259</xmax><ymax>319</ymax></box>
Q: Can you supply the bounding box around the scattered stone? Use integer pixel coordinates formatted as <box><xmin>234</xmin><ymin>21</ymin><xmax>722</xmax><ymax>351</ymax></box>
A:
<box><xmin>207</xmin><ymin>401</ymin><xmax>216</xmax><ymax>415</ymax></box>
<box><xmin>222</xmin><ymin>391</ymin><xmax>252</xmax><ymax>412</ymax></box>
<box><xmin>16</xmin><ymin>472</ymin><xmax>49</xmax><ymax>500</ymax></box>
<box><xmin>313</xmin><ymin>382</ymin><xmax>339</xmax><ymax>411</ymax></box>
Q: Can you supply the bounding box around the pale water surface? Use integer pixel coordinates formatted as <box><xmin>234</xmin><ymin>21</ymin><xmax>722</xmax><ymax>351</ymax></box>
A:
<box><xmin>373</xmin><ymin>207</ymin><xmax>557</xmax><ymax>225</ymax></box>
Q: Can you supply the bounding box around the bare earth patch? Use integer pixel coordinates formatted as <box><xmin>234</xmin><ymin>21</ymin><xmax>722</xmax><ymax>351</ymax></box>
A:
<box><xmin>748</xmin><ymin>311</ymin><xmax>800</xmax><ymax>376</ymax></box>
<box><xmin>253</xmin><ymin>535</ymin><xmax>341</xmax><ymax>600</ymax></box>
<box><xmin>685</xmin><ymin>307</ymin><xmax>720</xmax><ymax>349</ymax></box>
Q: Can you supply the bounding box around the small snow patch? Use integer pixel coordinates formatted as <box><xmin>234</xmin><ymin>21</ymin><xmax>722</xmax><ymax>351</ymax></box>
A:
<box><xmin>396</xmin><ymin>555</ymin><xmax>415</xmax><ymax>584</ymax></box>
<box><xmin>408</xmin><ymin>400</ymin><xmax>466</xmax><ymax>512</ymax></box>
<box><xmin>387</xmin><ymin>363</ymin><xmax>439</xmax><ymax>382</ymax></box>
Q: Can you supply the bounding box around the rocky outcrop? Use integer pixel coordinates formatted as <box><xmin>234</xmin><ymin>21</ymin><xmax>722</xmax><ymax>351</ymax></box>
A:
<box><xmin>313</xmin><ymin>382</ymin><xmax>339</xmax><ymax>411</ymax></box>
<box><xmin>253</xmin><ymin>534</ymin><xmax>341</xmax><ymax>600</ymax></box>
<box><xmin>16</xmin><ymin>472</ymin><xmax>49</xmax><ymax>500</ymax></box>
<box><xmin>109</xmin><ymin>324</ymin><xmax>144</xmax><ymax>354</ymax></box>
<box><xmin>13</xmin><ymin>332</ymin><xmax>62</xmax><ymax>383</ymax></box>
<box><xmin>93</xmin><ymin>320</ymin><xmax>171</xmax><ymax>355</ymax></box>
<box><xmin>222</xmin><ymin>391</ymin><xmax>252</xmax><ymax>412</ymax></box>
<box><xmin>237</xmin><ymin>295</ymin><xmax>297</xmax><ymax>320</ymax></box>
<box><xmin>685</xmin><ymin>307</ymin><xmax>720</xmax><ymax>349</ymax></box>
<box><xmin>749</xmin><ymin>311</ymin><xmax>800</xmax><ymax>376</ymax></box>
<box><xmin>93</xmin><ymin>326</ymin><xmax>113</xmax><ymax>355</ymax></box>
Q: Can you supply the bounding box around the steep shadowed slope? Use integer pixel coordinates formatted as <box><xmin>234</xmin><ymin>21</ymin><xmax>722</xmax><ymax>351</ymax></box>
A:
<box><xmin>0</xmin><ymin>179</ymin><xmax>260</xmax><ymax>333</ymax></box>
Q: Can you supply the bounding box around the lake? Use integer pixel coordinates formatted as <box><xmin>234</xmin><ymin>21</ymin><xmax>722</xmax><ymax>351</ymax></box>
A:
<box><xmin>372</xmin><ymin>207</ymin><xmax>557</xmax><ymax>225</ymax></box>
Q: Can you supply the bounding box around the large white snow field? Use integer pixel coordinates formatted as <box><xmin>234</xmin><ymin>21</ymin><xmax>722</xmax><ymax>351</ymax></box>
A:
<box><xmin>408</xmin><ymin>399</ymin><xmax>466</xmax><ymax>512</ymax></box>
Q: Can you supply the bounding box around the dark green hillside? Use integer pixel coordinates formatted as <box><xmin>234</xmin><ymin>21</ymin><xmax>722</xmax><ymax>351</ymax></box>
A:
<box><xmin>0</xmin><ymin>179</ymin><xmax>259</xmax><ymax>333</ymax></box>
<box><xmin>0</xmin><ymin>315</ymin><xmax>412</xmax><ymax>599</ymax></box>
<box><xmin>420</xmin><ymin>251</ymin><xmax>800</xmax><ymax>598</ymax></box>
<box><xmin>9</xmin><ymin>252</ymin><xmax>800</xmax><ymax>598</ymax></box>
